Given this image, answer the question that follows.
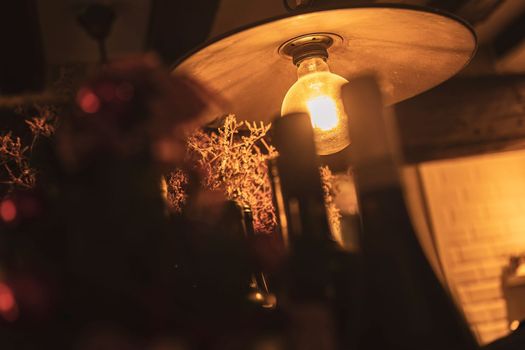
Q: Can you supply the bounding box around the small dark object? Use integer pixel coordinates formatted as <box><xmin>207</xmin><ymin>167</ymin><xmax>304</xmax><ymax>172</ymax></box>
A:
<box><xmin>283</xmin><ymin>0</ymin><xmax>314</xmax><ymax>12</ymax></box>
<box><xmin>484</xmin><ymin>321</ymin><xmax>525</xmax><ymax>350</ymax></box>
<box><xmin>77</xmin><ymin>3</ymin><xmax>116</xmax><ymax>63</ymax></box>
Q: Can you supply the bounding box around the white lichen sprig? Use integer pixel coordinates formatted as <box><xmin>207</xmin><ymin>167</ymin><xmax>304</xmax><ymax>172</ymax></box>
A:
<box><xmin>1</xmin><ymin>104</ymin><xmax>58</xmax><ymax>195</ymax></box>
<box><xmin>166</xmin><ymin>169</ymin><xmax>189</xmax><ymax>213</ymax></box>
<box><xmin>320</xmin><ymin>165</ymin><xmax>343</xmax><ymax>245</ymax></box>
<box><xmin>0</xmin><ymin>132</ymin><xmax>36</xmax><ymax>190</ymax></box>
<box><xmin>170</xmin><ymin>115</ymin><xmax>278</xmax><ymax>234</ymax></box>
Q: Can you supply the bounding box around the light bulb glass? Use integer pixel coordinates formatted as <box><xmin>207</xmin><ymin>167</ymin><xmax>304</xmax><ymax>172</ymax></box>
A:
<box><xmin>281</xmin><ymin>57</ymin><xmax>350</xmax><ymax>155</ymax></box>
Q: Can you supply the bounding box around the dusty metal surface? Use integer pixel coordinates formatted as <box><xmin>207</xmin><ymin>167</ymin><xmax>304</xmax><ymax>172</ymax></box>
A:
<box><xmin>173</xmin><ymin>5</ymin><xmax>476</xmax><ymax>124</ymax></box>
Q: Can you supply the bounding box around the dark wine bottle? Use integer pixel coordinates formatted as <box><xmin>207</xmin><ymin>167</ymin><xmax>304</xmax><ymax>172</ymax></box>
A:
<box><xmin>239</xmin><ymin>204</ymin><xmax>277</xmax><ymax>309</ymax></box>
<box><xmin>272</xmin><ymin>113</ymin><xmax>361</xmax><ymax>350</ymax></box>
<box><xmin>342</xmin><ymin>77</ymin><xmax>479</xmax><ymax>350</ymax></box>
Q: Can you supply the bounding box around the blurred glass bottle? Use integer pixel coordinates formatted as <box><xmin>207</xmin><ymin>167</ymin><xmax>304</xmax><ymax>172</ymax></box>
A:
<box><xmin>271</xmin><ymin>113</ymin><xmax>361</xmax><ymax>350</ymax></box>
<box><xmin>342</xmin><ymin>77</ymin><xmax>479</xmax><ymax>350</ymax></box>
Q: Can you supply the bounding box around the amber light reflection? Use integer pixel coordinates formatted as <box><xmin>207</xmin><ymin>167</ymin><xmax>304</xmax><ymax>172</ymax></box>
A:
<box><xmin>0</xmin><ymin>199</ymin><xmax>17</xmax><ymax>223</ymax></box>
<box><xmin>0</xmin><ymin>283</ymin><xmax>18</xmax><ymax>322</ymax></box>
<box><xmin>281</xmin><ymin>57</ymin><xmax>350</xmax><ymax>155</ymax></box>
<box><xmin>306</xmin><ymin>95</ymin><xmax>340</xmax><ymax>131</ymax></box>
<box><xmin>420</xmin><ymin>150</ymin><xmax>525</xmax><ymax>344</ymax></box>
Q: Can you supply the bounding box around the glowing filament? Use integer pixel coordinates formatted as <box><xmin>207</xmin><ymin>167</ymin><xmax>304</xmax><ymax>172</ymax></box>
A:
<box><xmin>281</xmin><ymin>57</ymin><xmax>350</xmax><ymax>155</ymax></box>
<box><xmin>306</xmin><ymin>95</ymin><xmax>339</xmax><ymax>131</ymax></box>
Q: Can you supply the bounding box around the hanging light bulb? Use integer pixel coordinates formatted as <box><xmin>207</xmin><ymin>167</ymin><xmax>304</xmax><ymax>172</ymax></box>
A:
<box><xmin>175</xmin><ymin>9</ymin><xmax>476</xmax><ymax>155</ymax></box>
<box><xmin>280</xmin><ymin>35</ymin><xmax>350</xmax><ymax>155</ymax></box>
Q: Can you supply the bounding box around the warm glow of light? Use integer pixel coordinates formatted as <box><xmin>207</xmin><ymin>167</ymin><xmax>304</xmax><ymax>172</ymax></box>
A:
<box><xmin>0</xmin><ymin>284</ymin><xmax>15</xmax><ymax>312</ymax></box>
<box><xmin>0</xmin><ymin>200</ymin><xmax>16</xmax><ymax>222</ymax></box>
<box><xmin>306</xmin><ymin>95</ymin><xmax>339</xmax><ymax>131</ymax></box>
<box><xmin>420</xmin><ymin>150</ymin><xmax>525</xmax><ymax>343</ymax></box>
<box><xmin>77</xmin><ymin>88</ymin><xmax>100</xmax><ymax>114</ymax></box>
<box><xmin>510</xmin><ymin>320</ymin><xmax>520</xmax><ymax>331</ymax></box>
<box><xmin>516</xmin><ymin>264</ymin><xmax>525</xmax><ymax>277</ymax></box>
<box><xmin>281</xmin><ymin>57</ymin><xmax>350</xmax><ymax>155</ymax></box>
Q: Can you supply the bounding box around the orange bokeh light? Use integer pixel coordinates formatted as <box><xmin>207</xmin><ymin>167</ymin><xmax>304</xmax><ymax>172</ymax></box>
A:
<box><xmin>0</xmin><ymin>282</ymin><xmax>18</xmax><ymax>321</ymax></box>
<box><xmin>0</xmin><ymin>283</ymin><xmax>15</xmax><ymax>312</ymax></box>
<box><xmin>0</xmin><ymin>199</ymin><xmax>17</xmax><ymax>222</ymax></box>
<box><xmin>77</xmin><ymin>88</ymin><xmax>101</xmax><ymax>114</ymax></box>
